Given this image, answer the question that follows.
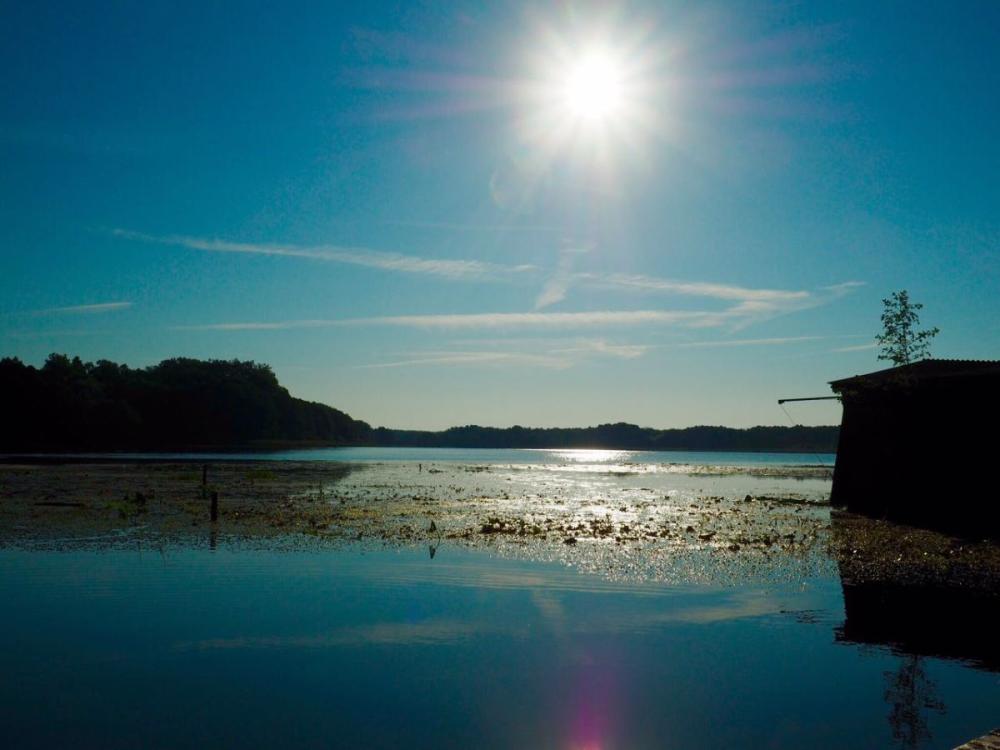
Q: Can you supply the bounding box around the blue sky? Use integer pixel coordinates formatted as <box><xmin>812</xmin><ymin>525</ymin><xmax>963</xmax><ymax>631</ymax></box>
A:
<box><xmin>2</xmin><ymin>1</ymin><xmax>997</xmax><ymax>429</ymax></box>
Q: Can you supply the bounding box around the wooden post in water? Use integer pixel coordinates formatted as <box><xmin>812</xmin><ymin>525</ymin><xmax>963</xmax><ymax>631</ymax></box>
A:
<box><xmin>201</xmin><ymin>464</ymin><xmax>208</xmax><ymax>499</ymax></box>
<box><xmin>210</xmin><ymin>491</ymin><xmax>219</xmax><ymax>522</ymax></box>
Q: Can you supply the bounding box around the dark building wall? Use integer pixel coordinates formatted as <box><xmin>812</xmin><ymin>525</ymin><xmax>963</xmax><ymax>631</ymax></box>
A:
<box><xmin>830</xmin><ymin>369</ymin><xmax>1000</xmax><ymax>537</ymax></box>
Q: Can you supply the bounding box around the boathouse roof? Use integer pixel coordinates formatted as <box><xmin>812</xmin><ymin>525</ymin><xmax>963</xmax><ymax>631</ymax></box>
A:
<box><xmin>829</xmin><ymin>358</ymin><xmax>1000</xmax><ymax>391</ymax></box>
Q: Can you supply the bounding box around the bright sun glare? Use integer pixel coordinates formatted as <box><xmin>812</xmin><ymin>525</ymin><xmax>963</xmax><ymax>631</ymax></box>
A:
<box><xmin>560</xmin><ymin>50</ymin><xmax>626</xmax><ymax>122</ymax></box>
<box><xmin>520</xmin><ymin>28</ymin><xmax>657</xmax><ymax>167</ymax></box>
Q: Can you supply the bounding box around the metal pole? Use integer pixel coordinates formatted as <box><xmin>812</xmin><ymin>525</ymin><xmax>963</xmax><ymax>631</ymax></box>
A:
<box><xmin>777</xmin><ymin>396</ymin><xmax>841</xmax><ymax>404</ymax></box>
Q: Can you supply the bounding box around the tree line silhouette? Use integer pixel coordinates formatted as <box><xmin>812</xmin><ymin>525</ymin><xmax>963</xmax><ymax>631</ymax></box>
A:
<box><xmin>0</xmin><ymin>354</ymin><xmax>370</xmax><ymax>451</ymax></box>
<box><xmin>372</xmin><ymin>423</ymin><xmax>838</xmax><ymax>452</ymax></box>
<box><xmin>0</xmin><ymin>354</ymin><xmax>838</xmax><ymax>453</ymax></box>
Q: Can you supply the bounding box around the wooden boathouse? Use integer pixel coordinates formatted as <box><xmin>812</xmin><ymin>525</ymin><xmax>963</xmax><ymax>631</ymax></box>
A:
<box><xmin>829</xmin><ymin>359</ymin><xmax>1000</xmax><ymax>537</ymax></box>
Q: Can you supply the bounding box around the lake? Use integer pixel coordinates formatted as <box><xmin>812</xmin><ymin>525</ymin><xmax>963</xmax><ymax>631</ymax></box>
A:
<box><xmin>1</xmin><ymin>542</ymin><xmax>997</xmax><ymax>749</ymax></box>
<box><xmin>2</xmin><ymin>448</ymin><xmax>996</xmax><ymax>748</ymax></box>
<box><xmin>10</xmin><ymin>446</ymin><xmax>836</xmax><ymax>467</ymax></box>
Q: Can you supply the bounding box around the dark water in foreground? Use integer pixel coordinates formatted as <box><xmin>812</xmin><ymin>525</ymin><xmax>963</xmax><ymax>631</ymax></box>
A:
<box><xmin>1</xmin><ymin>546</ymin><xmax>996</xmax><ymax>749</ymax></box>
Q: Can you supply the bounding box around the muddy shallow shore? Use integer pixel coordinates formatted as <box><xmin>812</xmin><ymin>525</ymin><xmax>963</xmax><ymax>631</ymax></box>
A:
<box><xmin>2</xmin><ymin>460</ymin><xmax>998</xmax><ymax>590</ymax></box>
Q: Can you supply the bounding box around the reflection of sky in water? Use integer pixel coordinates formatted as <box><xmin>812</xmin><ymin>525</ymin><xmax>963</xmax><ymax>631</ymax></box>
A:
<box><xmin>1</xmin><ymin>547</ymin><xmax>997</xmax><ymax>749</ymax></box>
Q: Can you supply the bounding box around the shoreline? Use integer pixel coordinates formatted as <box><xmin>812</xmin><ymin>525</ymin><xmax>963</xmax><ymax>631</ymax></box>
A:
<box><xmin>0</xmin><ymin>445</ymin><xmax>839</xmax><ymax>462</ymax></box>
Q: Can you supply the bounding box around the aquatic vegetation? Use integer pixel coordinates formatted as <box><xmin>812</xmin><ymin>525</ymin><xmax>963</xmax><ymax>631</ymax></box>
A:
<box><xmin>246</xmin><ymin>467</ymin><xmax>277</xmax><ymax>483</ymax></box>
<box><xmin>8</xmin><ymin>458</ymin><xmax>994</xmax><ymax>591</ymax></box>
<box><xmin>105</xmin><ymin>491</ymin><xmax>149</xmax><ymax>520</ymax></box>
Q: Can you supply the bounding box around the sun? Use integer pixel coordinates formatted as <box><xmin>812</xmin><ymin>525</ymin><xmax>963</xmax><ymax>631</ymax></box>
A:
<box><xmin>560</xmin><ymin>50</ymin><xmax>626</xmax><ymax>122</ymax></box>
<box><xmin>515</xmin><ymin>25</ymin><xmax>663</xmax><ymax>174</ymax></box>
<box><xmin>530</xmin><ymin>40</ymin><xmax>646</xmax><ymax>143</ymax></box>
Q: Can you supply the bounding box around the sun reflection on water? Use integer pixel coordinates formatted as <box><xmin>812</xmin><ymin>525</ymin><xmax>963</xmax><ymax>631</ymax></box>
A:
<box><xmin>544</xmin><ymin>449</ymin><xmax>635</xmax><ymax>464</ymax></box>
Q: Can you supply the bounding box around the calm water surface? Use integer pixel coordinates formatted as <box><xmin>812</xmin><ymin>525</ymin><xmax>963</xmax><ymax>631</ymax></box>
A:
<box><xmin>14</xmin><ymin>446</ymin><xmax>836</xmax><ymax>466</ymax></box>
<box><xmin>1</xmin><ymin>545</ymin><xmax>996</xmax><ymax>749</ymax></box>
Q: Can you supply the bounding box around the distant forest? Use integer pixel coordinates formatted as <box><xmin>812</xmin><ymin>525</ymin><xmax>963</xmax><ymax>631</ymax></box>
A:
<box><xmin>373</xmin><ymin>424</ymin><xmax>839</xmax><ymax>453</ymax></box>
<box><xmin>0</xmin><ymin>355</ymin><xmax>839</xmax><ymax>453</ymax></box>
<box><xmin>0</xmin><ymin>354</ymin><xmax>370</xmax><ymax>451</ymax></box>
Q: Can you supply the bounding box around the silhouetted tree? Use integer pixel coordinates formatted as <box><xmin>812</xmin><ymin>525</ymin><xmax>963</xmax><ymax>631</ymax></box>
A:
<box><xmin>0</xmin><ymin>355</ymin><xmax>371</xmax><ymax>451</ymax></box>
<box><xmin>876</xmin><ymin>290</ymin><xmax>939</xmax><ymax>366</ymax></box>
<box><xmin>883</xmin><ymin>655</ymin><xmax>945</xmax><ymax>749</ymax></box>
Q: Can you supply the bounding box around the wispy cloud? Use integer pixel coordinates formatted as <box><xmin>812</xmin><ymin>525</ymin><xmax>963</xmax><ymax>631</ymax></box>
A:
<box><xmin>535</xmin><ymin>245</ymin><xmax>588</xmax><ymax>309</ymax></box>
<box><xmin>830</xmin><ymin>342</ymin><xmax>876</xmax><ymax>353</ymax></box>
<box><xmin>551</xmin><ymin>339</ymin><xmax>652</xmax><ymax>359</ymax></box>
<box><xmin>116</xmin><ymin>230</ymin><xmax>863</xmax><ymax>335</ymax></box>
<box><xmin>138</xmin><ymin>228</ymin><xmax>864</xmax><ymax>344</ymax></box>
<box><xmin>5</xmin><ymin>328</ymin><xmax>113</xmax><ymax>339</ymax></box>
<box><xmin>360</xmin><ymin>351</ymin><xmax>573</xmax><ymax>369</ymax></box>
<box><xmin>576</xmin><ymin>275</ymin><xmax>864</xmax><ymax>329</ymax></box>
<box><xmin>535</xmin><ymin>268</ymin><xmax>864</xmax><ymax>330</ymax></box>
<box><xmin>175</xmin><ymin>288</ymin><xmax>863</xmax><ymax>335</ymax></box>
<box><xmin>175</xmin><ymin>309</ymin><xmax>724</xmax><ymax>332</ymax></box>
<box><xmin>384</xmin><ymin>220</ymin><xmax>561</xmax><ymax>233</ymax></box>
<box><xmin>582</xmin><ymin>273</ymin><xmax>811</xmax><ymax>303</ymax></box>
<box><xmin>29</xmin><ymin>301</ymin><xmax>132</xmax><ymax>316</ymax></box>
<box><xmin>174</xmin><ymin>319</ymin><xmax>334</xmax><ymax>332</ymax></box>
<box><xmin>360</xmin><ymin>338</ymin><xmax>654</xmax><ymax>369</ymax></box>
<box><xmin>675</xmin><ymin>335</ymin><xmax>825</xmax><ymax>348</ymax></box>
<box><xmin>175</xmin><ymin>618</ymin><xmax>516</xmax><ymax>651</ymax></box>
<box><xmin>368</xmin><ymin>309</ymin><xmax>728</xmax><ymax>329</ymax></box>
<box><xmin>113</xmin><ymin>229</ymin><xmax>534</xmax><ymax>282</ymax></box>
<box><xmin>722</xmin><ymin>281</ymin><xmax>865</xmax><ymax>331</ymax></box>
<box><xmin>360</xmin><ymin>338</ymin><xmax>652</xmax><ymax>370</ymax></box>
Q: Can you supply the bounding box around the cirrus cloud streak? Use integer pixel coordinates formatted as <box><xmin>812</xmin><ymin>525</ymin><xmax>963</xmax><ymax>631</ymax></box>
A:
<box><xmin>28</xmin><ymin>301</ymin><xmax>132</xmax><ymax>316</ymax></box>
<box><xmin>173</xmin><ymin>308</ymin><xmax>726</xmax><ymax>332</ymax></box>
<box><xmin>113</xmin><ymin>229</ymin><xmax>534</xmax><ymax>282</ymax></box>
